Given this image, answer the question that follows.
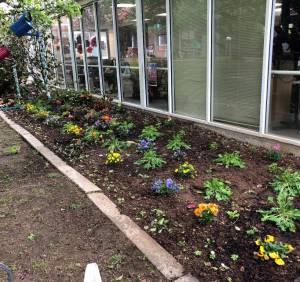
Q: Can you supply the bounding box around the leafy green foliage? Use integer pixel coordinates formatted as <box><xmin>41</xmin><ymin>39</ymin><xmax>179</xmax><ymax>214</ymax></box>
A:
<box><xmin>102</xmin><ymin>137</ymin><xmax>128</xmax><ymax>152</ymax></box>
<box><xmin>246</xmin><ymin>226</ymin><xmax>259</xmax><ymax>236</ymax></box>
<box><xmin>148</xmin><ymin>209</ymin><xmax>169</xmax><ymax>234</ymax></box>
<box><xmin>209</xmin><ymin>142</ymin><xmax>219</xmax><ymax>150</ymax></box>
<box><xmin>7</xmin><ymin>145</ymin><xmax>21</xmax><ymax>155</ymax></box>
<box><xmin>111</xmin><ymin>120</ymin><xmax>135</xmax><ymax>137</ymax></box>
<box><xmin>83</xmin><ymin>127</ymin><xmax>102</xmax><ymax>144</ymax></box>
<box><xmin>135</xmin><ymin>150</ymin><xmax>166</xmax><ymax>170</ymax></box>
<box><xmin>271</xmin><ymin>169</ymin><xmax>300</xmax><ymax>197</ymax></box>
<box><xmin>257</xmin><ymin>190</ymin><xmax>300</xmax><ymax>232</ymax></box>
<box><xmin>226</xmin><ymin>210</ymin><xmax>240</xmax><ymax>220</ymax></box>
<box><xmin>215</xmin><ymin>152</ymin><xmax>246</xmax><ymax>168</ymax></box>
<box><xmin>167</xmin><ymin>130</ymin><xmax>191</xmax><ymax>151</ymax></box>
<box><xmin>139</xmin><ymin>125</ymin><xmax>162</xmax><ymax>141</ymax></box>
<box><xmin>203</xmin><ymin>178</ymin><xmax>232</xmax><ymax>201</ymax></box>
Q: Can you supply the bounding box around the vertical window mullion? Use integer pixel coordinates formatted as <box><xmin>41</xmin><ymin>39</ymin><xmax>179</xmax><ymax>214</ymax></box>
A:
<box><xmin>58</xmin><ymin>18</ymin><xmax>67</xmax><ymax>88</ymax></box>
<box><xmin>112</xmin><ymin>0</ymin><xmax>122</xmax><ymax>101</ymax></box>
<box><xmin>80</xmin><ymin>14</ymin><xmax>90</xmax><ymax>91</ymax></box>
<box><xmin>68</xmin><ymin>16</ymin><xmax>78</xmax><ymax>90</ymax></box>
<box><xmin>94</xmin><ymin>2</ymin><xmax>105</xmax><ymax>94</ymax></box>
<box><xmin>136</xmin><ymin>0</ymin><xmax>147</xmax><ymax>107</ymax></box>
<box><xmin>206</xmin><ymin>0</ymin><xmax>212</xmax><ymax>122</ymax></box>
<box><xmin>166</xmin><ymin>0</ymin><xmax>173</xmax><ymax>113</ymax></box>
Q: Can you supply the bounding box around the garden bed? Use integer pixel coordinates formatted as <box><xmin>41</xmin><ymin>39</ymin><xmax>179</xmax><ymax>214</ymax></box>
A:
<box><xmin>6</xmin><ymin>92</ymin><xmax>300</xmax><ymax>281</ymax></box>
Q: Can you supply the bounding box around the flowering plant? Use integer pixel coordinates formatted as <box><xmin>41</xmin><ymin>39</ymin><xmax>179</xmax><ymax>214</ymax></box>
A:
<box><xmin>62</xmin><ymin>122</ymin><xmax>83</xmax><ymax>137</ymax></box>
<box><xmin>194</xmin><ymin>203</ymin><xmax>219</xmax><ymax>224</ymax></box>
<box><xmin>24</xmin><ymin>103</ymin><xmax>37</xmax><ymax>114</ymax></box>
<box><xmin>254</xmin><ymin>235</ymin><xmax>294</xmax><ymax>266</ymax></box>
<box><xmin>102</xmin><ymin>114</ymin><xmax>113</xmax><ymax>123</ymax></box>
<box><xmin>151</xmin><ymin>178</ymin><xmax>180</xmax><ymax>195</ymax></box>
<box><xmin>268</xmin><ymin>143</ymin><xmax>281</xmax><ymax>161</ymax></box>
<box><xmin>138</xmin><ymin>139</ymin><xmax>154</xmax><ymax>152</ymax></box>
<box><xmin>94</xmin><ymin>114</ymin><xmax>113</xmax><ymax>130</ymax></box>
<box><xmin>35</xmin><ymin>110</ymin><xmax>50</xmax><ymax>120</ymax></box>
<box><xmin>175</xmin><ymin>162</ymin><xmax>196</xmax><ymax>178</ymax></box>
<box><xmin>105</xmin><ymin>151</ymin><xmax>123</xmax><ymax>165</ymax></box>
<box><xmin>83</xmin><ymin>127</ymin><xmax>102</xmax><ymax>143</ymax></box>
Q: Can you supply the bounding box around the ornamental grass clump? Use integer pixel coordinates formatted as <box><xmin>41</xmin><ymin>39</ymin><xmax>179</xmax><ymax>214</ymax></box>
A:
<box><xmin>194</xmin><ymin>203</ymin><xmax>219</xmax><ymax>224</ymax></box>
<box><xmin>175</xmin><ymin>162</ymin><xmax>196</xmax><ymax>178</ymax></box>
<box><xmin>62</xmin><ymin>122</ymin><xmax>83</xmax><ymax>137</ymax></box>
<box><xmin>151</xmin><ymin>178</ymin><xmax>180</xmax><ymax>195</ymax></box>
<box><xmin>105</xmin><ymin>151</ymin><xmax>123</xmax><ymax>165</ymax></box>
<box><xmin>254</xmin><ymin>235</ymin><xmax>295</xmax><ymax>266</ymax></box>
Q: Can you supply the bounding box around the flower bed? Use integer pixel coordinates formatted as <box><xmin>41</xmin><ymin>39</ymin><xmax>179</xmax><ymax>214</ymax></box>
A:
<box><xmin>6</xmin><ymin>90</ymin><xmax>300</xmax><ymax>281</ymax></box>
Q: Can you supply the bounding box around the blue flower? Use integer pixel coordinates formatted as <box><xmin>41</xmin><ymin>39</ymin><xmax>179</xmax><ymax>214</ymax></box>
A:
<box><xmin>166</xmin><ymin>178</ymin><xmax>173</xmax><ymax>189</ymax></box>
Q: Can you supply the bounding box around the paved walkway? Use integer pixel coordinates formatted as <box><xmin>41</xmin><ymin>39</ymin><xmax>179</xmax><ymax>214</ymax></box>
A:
<box><xmin>0</xmin><ymin>117</ymin><xmax>166</xmax><ymax>282</ymax></box>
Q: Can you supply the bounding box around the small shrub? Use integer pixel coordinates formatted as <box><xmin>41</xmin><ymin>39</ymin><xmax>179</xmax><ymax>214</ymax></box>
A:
<box><xmin>215</xmin><ymin>151</ymin><xmax>245</xmax><ymax>168</ymax></box>
<box><xmin>167</xmin><ymin>130</ymin><xmax>191</xmax><ymax>151</ymax></box>
<box><xmin>254</xmin><ymin>235</ymin><xmax>294</xmax><ymax>266</ymax></box>
<box><xmin>151</xmin><ymin>179</ymin><xmax>180</xmax><ymax>195</ymax></box>
<box><xmin>194</xmin><ymin>203</ymin><xmax>219</xmax><ymax>224</ymax></box>
<box><xmin>139</xmin><ymin>125</ymin><xmax>162</xmax><ymax>141</ymax></box>
<box><xmin>135</xmin><ymin>150</ymin><xmax>166</xmax><ymax>170</ymax></box>
<box><xmin>62</xmin><ymin>122</ymin><xmax>83</xmax><ymax>137</ymax></box>
<box><xmin>103</xmin><ymin>137</ymin><xmax>128</xmax><ymax>152</ymax></box>
<box><xmin>175</xmin><ymin>162</ymin><xmax>196</xmax><ymax>178</ymax></box>
<box><xmin>203</xmin><ymin>177</ymin><xmax>232</xmax><ymax>201</ymax></box>
<box><xmin>257</xmin><ymin>190</ymin><xmax>300</xmax><ymax>232</ymax></box>
<box><xmin>105</xmin><ymin>151</ymin><xmax>123</xmax><ymax>165</ymax></box>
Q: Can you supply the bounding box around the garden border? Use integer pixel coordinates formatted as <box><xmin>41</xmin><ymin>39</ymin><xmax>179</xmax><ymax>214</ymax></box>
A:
<box><xmin>0</xmin><ymin>111</ymin><xmax>199</xmax><ymax>282</ymax></box>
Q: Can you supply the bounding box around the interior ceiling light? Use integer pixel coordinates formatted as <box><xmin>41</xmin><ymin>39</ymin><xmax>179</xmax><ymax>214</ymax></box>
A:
<box><xmin>117</xmin><ymin>3</ymin><xmax>136</xmax><ymax>8</ymax></box>
<box><xmin>156</xmin><ymin>13</ymin><xmax>167</xmax><ymax>17</ymax></box>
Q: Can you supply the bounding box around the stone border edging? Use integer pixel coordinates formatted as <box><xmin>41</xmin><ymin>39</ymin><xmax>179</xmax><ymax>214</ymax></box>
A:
<box><xmin>0</xmin><ymin>112</ymin><xmax>198</xmax><ymax>282</ymax></box>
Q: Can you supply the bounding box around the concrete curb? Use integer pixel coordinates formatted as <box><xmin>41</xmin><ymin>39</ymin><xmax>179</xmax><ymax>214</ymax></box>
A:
<box><xmin>0</xmin><ymin>112</ymin><xmax>198</xmax><ymax>281</ymax></box>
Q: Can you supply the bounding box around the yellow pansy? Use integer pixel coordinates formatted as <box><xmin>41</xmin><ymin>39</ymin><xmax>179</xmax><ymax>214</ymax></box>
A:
<box><xmin>287</xmin><ymin>244</ymin><xmax>295</xmax><ymax>253</ymax></box>
<box><xmin>259</xmin><ymin>246</ymin><xmax>265</xmax><ymax>253</ymax></box>
<box><xmin>274</xmin><ymin>258</ymin><xmax>285</xmax><ymax>266</ymax></box>
<box><xmin>255</xmin><ymin>239</ymin><xmax>261</xmax><ymax>246</ymax></box>
<box><xmin>264</xmin><ymin>235</ymin><xmax>275</xmax><ymax>243</ymax></box>
<box><xmin>269</xmin><ymin>252</ymin><xmax>279</xmax><ymax>259</ymax></box>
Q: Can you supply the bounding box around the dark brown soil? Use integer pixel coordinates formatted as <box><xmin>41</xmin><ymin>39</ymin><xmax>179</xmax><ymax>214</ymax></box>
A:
<box><xmin>0</xmin><ymin>118</ymin><xmax>166</xmax><ymax>282</ymax></box>
<box><xmin>6</xmin><ymin>104</ymin><xmax>300</xmax><ymax>282</ymax></box>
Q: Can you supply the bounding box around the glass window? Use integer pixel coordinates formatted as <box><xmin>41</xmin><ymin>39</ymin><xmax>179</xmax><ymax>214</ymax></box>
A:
<box><xmin>269</xmin><ymin>0</ymin><xmax>300</xmax><ymax>139</ymax></box>
<box><xmin>51</xmin><ymin>21</ymin><xmax>65</xmax><ymax>86</ymax></box>
<box><xmin>60</xmin><ymin>16</ymin><xmax>74</xmax><ymax>88</ymax></box>
<box><xmin>172</xmin><ymin>0</ymin><xmax>207</xmax><ymax>119</ymax></box>
<box><xmin>98</xmin><ymin>0</ymin><xmax>119</xmax><ymax>98</ymax></box>
<box><xmin>144</xmin><ymin>0</ymin><xmax>169</xmax><ymax>111</ymax></box>
<box><xmin>213</xmin><ymin>0</ymin><xmax>266</xmax><ymax>129</ymax></box>
<box><xmin>72</xmin><ymin>16</ymin><xmax>86</xmax><ymax>90</ymax></box>
<box><xmin>116</xmin><ymin>0</ymin><xmax>140</xmax><ymax>104</ymax></box>
<box><xmin>82</xmin><ymin>5</ymin><xmax>101</xmax><ymax>92</ymax></box>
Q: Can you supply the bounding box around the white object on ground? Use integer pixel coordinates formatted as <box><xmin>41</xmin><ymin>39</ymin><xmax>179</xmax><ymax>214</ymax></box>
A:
<box><xmin>84</xmin><ymin>263</ymin><xmax>102</xmax><ymax>282</ymax></box>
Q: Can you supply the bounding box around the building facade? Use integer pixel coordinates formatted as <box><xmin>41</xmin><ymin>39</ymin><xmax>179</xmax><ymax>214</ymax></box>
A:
<box><xmin>51</xmin><ymin>0</ymin><xmax>300</xmax><ymax>146</ymax></box>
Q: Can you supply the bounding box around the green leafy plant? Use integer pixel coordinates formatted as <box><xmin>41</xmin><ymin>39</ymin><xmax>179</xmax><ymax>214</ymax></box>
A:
<box><xmin>226</xmin><ymin>210</ymin><xmax>240</xmax><ymax>220</ymax></box>
<box><xmin>103</xmin><ymin>137</ymin><xmax>128</xmax><ymax>152</ymax></box>
<box><xmin>268</xmin><ymin>163</ymin><xmax>282</xmax><ymax>174</ymax></box>
<box><xmin>148</xmin><ymin>209</ymin><xmax>169</xmax><ymax>234</ymax></box>
<box><xmin>167</xmin><ymin>130</ymin><xmax>191</xmax><ymax>151</ymax></box>
<box><xmin>271</xmin><ymin>169</ymin><xmax>300</xmax><ymax>197</ymax></box>
<box><xmin>135</xmin><ymin>150</ymin><xmax>166</xmax><ymax>170</ymax></box>
<box><xmin>139</xmin><ymin>125</ymin><xmax>162</xmax><ymax>141</ymax></box>
<box><xmin>257</xmin><ymin>190</ymin><xmax>300</xmax><ymax>232</ymax></box>
<box><xmin>83</xmin><ymin>127</ymin><xmax>102</xmax><ymax>143</ymax></box>
<box><xmin>111</xmin><ymin>120</ymin><xmax>135</xmax><ymax>137</ymax></box>
<box><xmin>203</xmin><ymin>177</ymin><xmax>232</xmax><ymax>201</ymax></box>
<box><xmin>62</xmin><ymin>122</ymin><xmax>83</xmax><ymax>136</ymax></box>
<box><xmin>7</xmin><ymin>145</ymin><xmax>21</xmax><ymax>155</ymax></box>
<box><xmin>209</xmin><ymin>142</ymin><xmax>219</xmax><ymax>150</ymax></box>
<box><xmin>215</xmin><ymin>151</ymin><xmax>246</xmax><ymax>168</ymax></box>
<box><xmin>108</xmin><ymin>254</ymin><xmax>124</xmax><ymax>269</ymax></box>
<box><xmin>193</xmin><ymin>250</ymin><xmax>202</xmax><ymax>257</ymax></box>
<box><xmin>27</xmin><ymin>233</ymin><xmax>36</xmax><ymax>241</ymax></box>
<box><xmin>231</xmin><ymin>254</ymin><xmax>239</xmax><ymax>262</ymax></box>
<box><xmin>246</xmin><ymin>226</ymin><xmax>259</xmax><ymax>236</ymax></box>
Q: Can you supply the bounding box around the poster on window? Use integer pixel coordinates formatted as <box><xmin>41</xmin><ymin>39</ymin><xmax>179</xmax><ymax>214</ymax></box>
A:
<box><xmin>148</xmin><ymin>63</ymin><xmax>158</xmax><ymax>86</ymax></box>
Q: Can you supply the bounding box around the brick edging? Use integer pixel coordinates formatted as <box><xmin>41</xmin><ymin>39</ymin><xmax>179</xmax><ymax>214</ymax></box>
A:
<box><xmin>0</xmin><ymin>112</ymin><xmax>199</xmax><ymax>281</ymax></box>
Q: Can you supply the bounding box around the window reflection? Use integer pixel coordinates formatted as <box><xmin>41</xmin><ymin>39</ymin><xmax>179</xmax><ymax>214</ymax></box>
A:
<box><xmin>98</xmin><ymin>0</ymin><xmax>119</xmax><ymax>98</ymax></box>
<box><xmin>269</xmin><ymin>0</ymin><xmax>300</xmax><ymax>139</ymax></box>
<box><xmin>117</xmin><ymin>0</ymin><xmax>140</xmax><ymax>104</ymax></box>
<box><xmin>60</xmin><ymin>17</ymin><xmax>74</xmax><ymax>88</ymax></box>
<box><xmin>72</xmin><ymin>16</ymin><xmax>86</xmax><ymax>90</ymax></box>
<box><xmin>144</xmin><ymin>0</ymin><xmax>168</xmax><ymax>110</ymax></box>
<box><xmin>83</xmin><ymin>6</ymin><xmax>101</xmax><ymax>91</ymax></box>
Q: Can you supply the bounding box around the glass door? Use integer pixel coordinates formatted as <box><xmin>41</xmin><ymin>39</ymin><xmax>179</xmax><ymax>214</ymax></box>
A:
<box><xmin>269</xmin><ymin>0</ymin><xmax>300</xmax><ymax>139</ymax></box>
